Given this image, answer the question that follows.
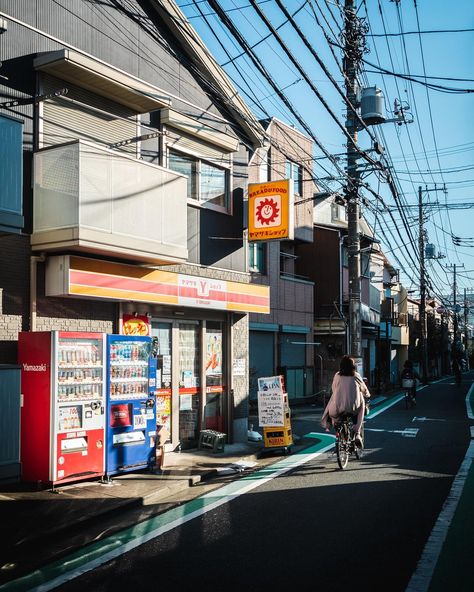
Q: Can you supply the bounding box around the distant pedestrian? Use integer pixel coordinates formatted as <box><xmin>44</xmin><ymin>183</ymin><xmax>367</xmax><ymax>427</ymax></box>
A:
<box><xmin>321</xmin><ymin>355</ymin><xmax>371</xmax><ymax>448</ymax></box>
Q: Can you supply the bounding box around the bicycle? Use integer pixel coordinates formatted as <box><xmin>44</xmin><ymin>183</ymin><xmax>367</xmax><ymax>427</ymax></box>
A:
<box><xmin>334</xmin><ymin>415</ymin><xmax>364</xmax><ymax>469</ymax></box>
<box><xmin>402</xmin><ymin>378</ymin><xmax>417</xmax><ymax>409</ymax></box>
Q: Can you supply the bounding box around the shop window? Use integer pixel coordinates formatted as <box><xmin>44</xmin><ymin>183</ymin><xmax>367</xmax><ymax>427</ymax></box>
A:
<box><xmin>178</xmin><ymin>323</ymin><xmax>200</xmax><ymax>447</ymax></box>
<box><xmin>249</xmin><ymin>242</ymin><xmax>267</xmax><ymax>274</ymax></box>
<box><xmin>151</xmin><ymin>322</ymin><xmax>172</xmax><ymax>442</ymax></box>
<box><xmin>169</xmin><ymin>149</ymin><xmax>229</xmax><ymax>211</ymax></box>
<box><xmin>285</xmin><ymin>159</ymin><xmax>303</xmax><ymax>196</ymax></box>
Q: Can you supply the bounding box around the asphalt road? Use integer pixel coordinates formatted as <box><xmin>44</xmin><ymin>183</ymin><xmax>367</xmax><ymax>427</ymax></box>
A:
<box><xmin>27</xmin><ymin>377</ymin><xmax>474</xmax><ymax>591</ymax></box>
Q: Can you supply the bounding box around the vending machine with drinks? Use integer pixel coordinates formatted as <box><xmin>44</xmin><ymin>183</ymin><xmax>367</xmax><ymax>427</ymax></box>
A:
<box><xmin>105</xmin><ymin>335</ymin><xmax>156</xmax><ymax>477</ymax></box>
<box><xmin>18</xmin><ymin>331</ymin><xmax>106</xmax><ymax>485</ymax></box>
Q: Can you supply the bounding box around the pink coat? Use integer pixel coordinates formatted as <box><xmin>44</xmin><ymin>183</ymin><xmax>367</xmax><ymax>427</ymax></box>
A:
<box><xmin>321</xmin><ymin>372</ymin><xmax>370</xmax><ymax>429</ymax></box>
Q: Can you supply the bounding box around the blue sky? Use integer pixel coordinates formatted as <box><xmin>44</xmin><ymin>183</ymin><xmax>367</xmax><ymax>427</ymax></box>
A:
<box><xmin>177</xmin><ymin>0</ymin><xmax>474</xmax><ymax>306</ymax></box>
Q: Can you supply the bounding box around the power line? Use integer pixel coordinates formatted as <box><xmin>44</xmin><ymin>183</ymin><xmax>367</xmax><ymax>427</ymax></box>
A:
<box><xmin>367</xmin><ymin>27</ymin><xmax>474</xmax><ymax>37</ymax></box>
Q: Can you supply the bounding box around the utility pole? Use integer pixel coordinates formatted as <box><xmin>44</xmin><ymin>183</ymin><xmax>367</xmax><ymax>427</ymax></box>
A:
<box><xmin>418</xmin><ymin>186</ymin><xmax>428</xmax><ymax>384</ymax></box>
<box><xmin>447</xmin><ymin>263</ymin><xmax>464</xmax><ymax>361</ymax></box>
<box><xmin>417</xmin><ymin>185</ymin><xmax>442</xmax><ymax>383</ymax></box>
<box><xmin>344</xmin><ymin>0</ymin><xmax>362</xmax><ymax>366</ymax></box>
<box><xmin>465</xmin><ymin>288</ymin><xmax>473</xmax><ymax>370</ymax></box>
<box><xmin>464</xmin><ymin>287</ymin><xmax>469</xmax><ymax>357</ymax></box>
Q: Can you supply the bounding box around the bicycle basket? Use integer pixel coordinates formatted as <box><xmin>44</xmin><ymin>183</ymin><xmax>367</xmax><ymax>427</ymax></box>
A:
<box><xmin>402</xmin><ymin>378</ymin><xmax>415</xmax><ymax>388</ymax></box>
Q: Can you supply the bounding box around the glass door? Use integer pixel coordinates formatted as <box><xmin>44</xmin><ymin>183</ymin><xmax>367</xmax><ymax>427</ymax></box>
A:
<box><xmin>178</xmin><ymin>322</ymin><xmax>200</xmax><ymax>448</ymax></box>
<box><xmin>205</xmin><ymin>321</ymin><xmax>224</xmax><ymax>431</ymax></box>
<box><xmin>151</xmin><ymin>322</ymin><xmax>172</xmax><ymax>442</ymax></box>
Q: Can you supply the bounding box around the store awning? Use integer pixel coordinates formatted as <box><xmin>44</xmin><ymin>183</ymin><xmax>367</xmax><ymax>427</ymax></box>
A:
<box><xmin>46</xmin><ymin>255</ymin><xmax>270</xmax><ymax>315</ymax></box>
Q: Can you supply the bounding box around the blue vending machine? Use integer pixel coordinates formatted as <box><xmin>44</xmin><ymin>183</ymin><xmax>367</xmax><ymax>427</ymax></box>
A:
<box><xmin>105</xmin><ymin>335</ymin><xmax>156</xmax><ymax>477</ymax></box>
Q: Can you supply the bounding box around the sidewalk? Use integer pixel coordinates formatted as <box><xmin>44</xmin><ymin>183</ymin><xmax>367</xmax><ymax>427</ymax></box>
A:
<box><xmin>0</xmin><ymin>441</ymin><xmax>267</xmax><ymax>586</ymax></box>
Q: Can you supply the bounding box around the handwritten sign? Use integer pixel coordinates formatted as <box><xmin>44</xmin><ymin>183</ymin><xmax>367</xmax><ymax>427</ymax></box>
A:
<box><xmin>257</xmin><ymin>389</ymin><xmax>285</xmax><ymax>427</ymax></box>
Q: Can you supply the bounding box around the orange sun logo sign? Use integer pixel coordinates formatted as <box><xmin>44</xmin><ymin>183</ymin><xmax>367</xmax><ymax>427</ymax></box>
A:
<box><xmin>248</xmin><ymin>179</ymin><xmax>294</xmax><ymax>241</ymax></box>
<box><xmin>256</xmin><ymin>198</ymin><xmax>280</xmax><ymax>225</ymax></box>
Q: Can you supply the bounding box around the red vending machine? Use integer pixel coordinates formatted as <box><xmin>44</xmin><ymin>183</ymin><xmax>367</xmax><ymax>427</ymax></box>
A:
<box><xmin>18</xmin><ymin>331</ymin><xmax>106</xmax><ymax>485</ymax></box>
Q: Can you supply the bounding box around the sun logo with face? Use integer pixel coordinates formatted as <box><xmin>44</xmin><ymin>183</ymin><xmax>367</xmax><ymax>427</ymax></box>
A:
<box><xmin>255</xmin><ymin>198</ymin><xmax>280</xmax><ymax>225</ymax></box>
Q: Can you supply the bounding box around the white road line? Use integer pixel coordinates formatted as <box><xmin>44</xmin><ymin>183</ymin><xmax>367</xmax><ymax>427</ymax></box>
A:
<box><xmin>365</xmin><ymin>427</ymin><xmax>419</xmax><ymax>438</ymax></box>
<box><xmin>466</xmin><ymin>382</ymin><xmax>474</xmax><ymax>419</ymax></box>
<box><xmin>405</xmin><ymin>377</ymin><xmax>474</xmax><ymax>591</ymax></box>
<box><xmin>7</xmin><ymin>438</ymin><xmax>336</xmax><ymax>592</ymax></box>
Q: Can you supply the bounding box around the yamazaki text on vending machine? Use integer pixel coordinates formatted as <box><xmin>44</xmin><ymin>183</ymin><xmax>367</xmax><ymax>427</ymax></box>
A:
<box><xmin>18</xmin><ymin>331</ymin><xmax>106</xmax><ymax>486</ymax></box>
<box><xmin>105</xmin><ymin>335</ymin><xmax>156</xmax><ymax>478</ymax></box>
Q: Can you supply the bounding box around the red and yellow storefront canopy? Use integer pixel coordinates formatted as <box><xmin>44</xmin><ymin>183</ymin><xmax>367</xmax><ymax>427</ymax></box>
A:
<box><xmin>46</xmin><ymin>256</ymin><xmax>270</xmax><ymax>314</ymax></box>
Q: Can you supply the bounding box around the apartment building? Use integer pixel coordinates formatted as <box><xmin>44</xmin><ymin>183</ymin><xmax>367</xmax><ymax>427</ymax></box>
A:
<box><xmin>0</xmin><ymin>0</ymin><xmax>268</xmax><ymax>447</ymax></box>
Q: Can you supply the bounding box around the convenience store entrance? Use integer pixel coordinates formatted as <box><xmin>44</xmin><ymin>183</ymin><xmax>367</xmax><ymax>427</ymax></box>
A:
<box><xmin>151</xmin><ymin>318</ymin><xmax>225</xmax><ymax>451</ymax></box>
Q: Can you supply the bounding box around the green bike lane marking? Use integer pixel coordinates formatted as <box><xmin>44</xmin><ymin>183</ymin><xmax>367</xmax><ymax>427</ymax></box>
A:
<box><xmin>0</xmin><ymin>435</ymin><xmax>335</xmax><ymax>592</ymax></box>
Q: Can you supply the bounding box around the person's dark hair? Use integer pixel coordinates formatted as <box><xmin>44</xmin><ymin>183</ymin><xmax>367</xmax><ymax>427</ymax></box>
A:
<box><xmin>404</xmin><ymin>360</ymin><xmax>413</xmax><ymax>369</ymax></box>
<box><xmin>339</xmin><ymin>355</ymin><xmax>356</xmax><ymax>376</ymax></box>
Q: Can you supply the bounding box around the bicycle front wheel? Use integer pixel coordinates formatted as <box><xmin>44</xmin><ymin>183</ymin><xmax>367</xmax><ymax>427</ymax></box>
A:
<box><xmin>336</xmin><ymin>425</ymin><xmax>349</xmax><ymax>469</ymax></box>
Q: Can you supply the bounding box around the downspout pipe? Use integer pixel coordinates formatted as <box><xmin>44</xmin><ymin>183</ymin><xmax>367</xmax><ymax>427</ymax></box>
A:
<box><xmin>30</xmin><ymin>254</ymin><xmax>46</xmax><ymax>332</ymax></box>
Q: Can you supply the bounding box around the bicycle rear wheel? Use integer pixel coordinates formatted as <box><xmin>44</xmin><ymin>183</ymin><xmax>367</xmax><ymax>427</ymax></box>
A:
<box><xmin>355</xmin><ymin>425</ymin><xmax>364</xmax><ymax>460</ymax></box>
<box><xmin>336</xmin><ymin>424</ymin><xmax>349</xmax><ymax>469</ymax></box>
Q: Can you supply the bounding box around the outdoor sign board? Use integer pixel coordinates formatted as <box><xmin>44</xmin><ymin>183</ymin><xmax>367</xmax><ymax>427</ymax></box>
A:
<box><xmin>248</xmin><ymin>179</ymin><xmax>294</xmax><ymax>242</ymax></box>
<box><xmin>257</xmin><ymin>375</ymin><xmax>285</xmax><ymax>427</ymax></box>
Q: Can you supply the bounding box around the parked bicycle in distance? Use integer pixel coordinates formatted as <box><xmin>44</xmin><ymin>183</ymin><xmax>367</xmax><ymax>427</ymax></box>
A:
<box><xmin>334</xmin><ymin>415</ymin><xmax>363</xmax><ymax>470</ymax></box>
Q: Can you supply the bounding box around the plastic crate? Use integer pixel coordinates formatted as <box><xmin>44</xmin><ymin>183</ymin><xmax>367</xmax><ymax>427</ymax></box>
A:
<box><xmin>198</xmin><ymin>429</ymin><xmax>226</xmax><ymax>453</ymax></box>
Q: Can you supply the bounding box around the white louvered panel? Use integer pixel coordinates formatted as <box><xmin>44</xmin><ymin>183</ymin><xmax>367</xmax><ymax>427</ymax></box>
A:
<box><xmin>43</xmin><ymin>100</ymin><xmax>137</xmax><ymax>154</ymax></box>
<box><xmin>40</xmin><ymin>73</ymin><xmax>138</xmax><ymax>154</ymax></box>
<box><xmin>166</xmin><ymin>129</ymin><xmax>231</xmax><ymax>167</ymax></box>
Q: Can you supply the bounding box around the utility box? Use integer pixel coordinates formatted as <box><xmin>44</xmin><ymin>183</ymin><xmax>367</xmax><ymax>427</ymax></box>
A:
<box><xmin>361</xmin><ymin>87</ymin><xmax>386</xmax><ymax>125</ymax></box>
<box><xmin>0</xmin><ymin>365</ymin><xmax>21</xmax><ymax>482</ymax></box>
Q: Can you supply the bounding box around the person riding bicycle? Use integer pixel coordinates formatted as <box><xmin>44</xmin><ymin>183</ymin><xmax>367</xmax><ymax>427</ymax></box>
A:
<box><xmin>401</xmin><ymin>360</ymin><xmax>419</xmax><ymax>404</ymax></box>
<box><xmin>321</xmin><ymin>355</ymin><xmax>371</xmax><ymax>448</ymax></box>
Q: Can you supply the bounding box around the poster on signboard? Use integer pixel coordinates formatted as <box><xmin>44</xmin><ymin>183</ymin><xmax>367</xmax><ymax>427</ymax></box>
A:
<box><xmin>257</xmin><ymin>389</ymin><xmax>285</xmax><ymax>427</ymax></box>
<box><xmin>257</xmin><ymin>375</ymin><xmax>284</xmax><ymax>393</ymax></box>
<box><xmin>205</xmin><ymin>330</ymin><xmax>222</xmax><ymax>376</ymax></box>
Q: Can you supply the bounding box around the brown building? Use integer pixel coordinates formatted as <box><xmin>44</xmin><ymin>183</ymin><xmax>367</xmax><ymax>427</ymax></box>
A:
<box><xmin>247</xmin><ymin>118</ymin><xmax>315</xmax><ymax>402</ymax></box>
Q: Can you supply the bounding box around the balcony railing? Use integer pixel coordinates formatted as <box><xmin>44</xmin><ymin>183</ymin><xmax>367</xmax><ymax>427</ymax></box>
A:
<box><xmin>32</xmin><ymin>140</ymin><xmax>188</xmax><ymax>264</ymax></box>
